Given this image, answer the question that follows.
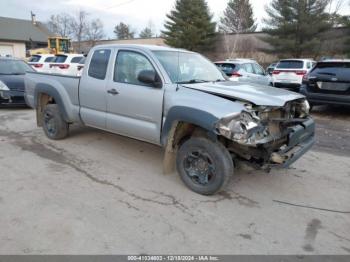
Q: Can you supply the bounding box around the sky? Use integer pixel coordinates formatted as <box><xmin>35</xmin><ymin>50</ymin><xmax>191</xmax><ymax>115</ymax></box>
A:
<box><xmin>0</xmin><ymin>0</ymin><xmax>349</xmax><ymax>38</ymax></box>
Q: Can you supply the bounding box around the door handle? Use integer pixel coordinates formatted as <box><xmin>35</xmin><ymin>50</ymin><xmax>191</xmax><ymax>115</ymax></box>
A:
<box><xmin>107</xmin><ymin>89</ymin><xmax>119</xmax><ymax>95</ymax></box>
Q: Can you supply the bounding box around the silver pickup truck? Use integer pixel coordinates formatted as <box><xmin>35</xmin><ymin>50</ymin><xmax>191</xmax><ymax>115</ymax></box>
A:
<box><xmin>25</xmin><ymin>44</ymin><xmax>315</xmax><ymax>195</ymax></box>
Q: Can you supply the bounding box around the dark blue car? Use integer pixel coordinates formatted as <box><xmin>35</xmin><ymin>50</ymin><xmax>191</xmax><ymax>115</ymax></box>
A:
<box><xmin>0</xmin><ymin>57</ymin><xmax>34</xmax><ymax>106</ymax></box>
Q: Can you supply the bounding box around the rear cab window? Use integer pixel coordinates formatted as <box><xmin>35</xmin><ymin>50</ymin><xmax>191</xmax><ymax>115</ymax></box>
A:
<box><xmin>88</xmin><ymin>49</ymin><xmax>111</xmax><ymax>80</ymax></box>
<box><xmin>277</xmin><ymin>60</ymin><xmax>304</xmax><ymax>69</ymax></box>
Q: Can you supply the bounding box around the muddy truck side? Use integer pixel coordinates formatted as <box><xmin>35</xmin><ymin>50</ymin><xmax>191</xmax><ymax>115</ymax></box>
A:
<box><xmin>25</xmin><ymin>44</ymin><xmax>315</xmax><ymax>195</ymax></box>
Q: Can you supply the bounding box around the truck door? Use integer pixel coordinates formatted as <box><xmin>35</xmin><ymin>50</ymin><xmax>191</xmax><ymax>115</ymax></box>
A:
<box><xmin>79</xmin><ymin>49</ymin><xmax>112</xmax><ymax>129</ymax></box>
<box><xmin>105</xmin><ymin>49</ymin><xmax>164</xmax><ymax>144</ymax></box>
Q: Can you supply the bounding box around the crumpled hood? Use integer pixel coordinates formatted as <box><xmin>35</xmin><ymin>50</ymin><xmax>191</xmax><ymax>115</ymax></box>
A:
<box><xmin>182</xmin><ymin>81</ymin><xmax>305</xmax><ymax>107</ymax></box>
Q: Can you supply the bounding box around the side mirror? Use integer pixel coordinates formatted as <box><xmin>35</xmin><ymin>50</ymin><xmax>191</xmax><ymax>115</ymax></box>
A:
<box><xmin>138</xmin><ymin>70</ymin><xmax>162</xmax><ymax>88</ymax></box>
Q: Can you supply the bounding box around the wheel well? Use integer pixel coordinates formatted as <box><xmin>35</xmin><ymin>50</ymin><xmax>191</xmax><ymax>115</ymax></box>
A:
<box><xmin>162</xmin><ymin>121</ymin><xmax>217</xmax><ymax>174</ymax></box>
<box><xmin>36</xmin><ymin>93</ymin><xmax>56</xmax><ymax>126</ymax></box>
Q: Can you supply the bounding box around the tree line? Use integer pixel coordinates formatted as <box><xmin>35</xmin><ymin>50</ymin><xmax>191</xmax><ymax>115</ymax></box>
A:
<box><xmin>47</xmin><ymin>0</ymin><xmax>350</xmax><ymax>58</ymax></box>
<box><xmin>162</xmin><ymin>0</ymin><xmax>350</xmax><ymax>58</ymax></box>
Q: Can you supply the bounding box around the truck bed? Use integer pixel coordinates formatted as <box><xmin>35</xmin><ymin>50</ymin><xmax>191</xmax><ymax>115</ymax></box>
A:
<box><xmin>24</xmin><ymin>71</ymin><xmax>81</xmax><ymax>123</ymax></box>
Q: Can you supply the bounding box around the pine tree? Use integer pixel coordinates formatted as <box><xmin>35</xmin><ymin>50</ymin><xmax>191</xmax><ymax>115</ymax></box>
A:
<box><xmin>139</xmin><ymin>27</ymin><xmax>154</xmax><ymax>38</ymax></box>
<box><xmin>262</xmin><ymin>0</ymin><xmax>332</xmax><ymax>58</ymax></box>
<box><xmin>113</xmin><ymin>22</ymin><xmax>135</xmax><ymax>40</ymax></box>
<box><xmin>219</xmin><ymin>0</ymin><xmax>257</xmax><ymax>33</ymax></box>
<box><xmin>162</xmin><ymin>0</ymin><xmax>216</xmax><ymax>51</ymax></box>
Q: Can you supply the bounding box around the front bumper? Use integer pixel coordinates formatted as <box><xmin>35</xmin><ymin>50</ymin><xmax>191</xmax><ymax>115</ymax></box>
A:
<box><xmin>268</xmin><ymin>118</ymin><xmax>315</xmax><ymax>168</ymax></box>
<box><xmin>0</xmin><ymin>90</ymin><xmax>26</xmax><ymax>105</ymax></box>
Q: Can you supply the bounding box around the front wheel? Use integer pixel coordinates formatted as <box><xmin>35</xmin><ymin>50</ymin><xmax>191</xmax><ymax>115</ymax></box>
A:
<box><xmin>176</xmin><ymin>137</ymin><xmax>234</xmax><ymax>195</ymax></box>
<box><xmin>42</xmin><ymin>104</ymin><xmax>69</xmax><ymax>140</ymax></box>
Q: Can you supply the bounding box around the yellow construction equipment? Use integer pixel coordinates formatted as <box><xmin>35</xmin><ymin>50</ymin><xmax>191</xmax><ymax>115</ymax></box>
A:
<box><xmin>28</xmin><ymin>37</ymin><xmax>72</xmax><ymax>56</ymax></box>
<box><xmin>48</xmin><ymin>37</ymin><xmax>72</xmax><ymax>54</ymax></box>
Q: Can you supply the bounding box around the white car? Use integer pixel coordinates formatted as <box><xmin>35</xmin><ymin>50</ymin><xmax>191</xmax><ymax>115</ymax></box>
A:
<box><xmin>76</xmin><ymin>57</ymin><xmax>86</xmax><ymax>77</ymax></box>
<box><xmin>215</xmin><ymin>59</ymin><xmax>272</xmax><ymax>86</ymax></box>
<box><xmin>272</xmin><ymin>59</ymin><xmax>316</xmax><ymax>91</ymax></box>
<box><xmin>28</xmin><ymin>54</ymin><xmax>55</xmax><ymax>73</ymax></box>
<box><xmin>49</xmin><ymin>54</ymin><xmax>84</xmax><ymax>76</ymax></box>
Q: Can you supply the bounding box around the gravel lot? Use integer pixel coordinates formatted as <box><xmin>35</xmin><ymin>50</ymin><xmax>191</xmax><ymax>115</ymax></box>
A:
<box><xmin>0</xmin><ymin>106</ymin><xmax>349</xmax><ymax>255</ymax></box>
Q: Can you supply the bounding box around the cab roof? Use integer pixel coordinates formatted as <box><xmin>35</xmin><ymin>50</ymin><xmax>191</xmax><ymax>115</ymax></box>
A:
<box><xmin>91</xmin><ymin>44</ymin><xmax>193</xmax><ymax>53</ymax></box>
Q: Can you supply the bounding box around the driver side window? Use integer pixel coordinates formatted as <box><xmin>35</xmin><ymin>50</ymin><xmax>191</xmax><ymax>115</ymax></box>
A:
<box><xmin>114</xmin><ymin>50</ymin><xmax>156</xmax><ymax>86</ymax></box>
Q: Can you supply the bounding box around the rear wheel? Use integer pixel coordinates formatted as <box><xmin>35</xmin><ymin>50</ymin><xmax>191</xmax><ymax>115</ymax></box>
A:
<box><xmin>176</xmin><ymin>137</ymin><xmax>234</xmax><ymax>195</ymax></box>
<box><xmin>42</xmin><ymin>104</ymin><xmax>69</xmax><ymax>140</ymax></box>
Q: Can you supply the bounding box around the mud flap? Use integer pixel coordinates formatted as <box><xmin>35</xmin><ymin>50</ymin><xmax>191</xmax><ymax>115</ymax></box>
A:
<box><xmin>163</xmin><ymin>123</ymin><xmax>178</xmax><ymax>175</ymax></box>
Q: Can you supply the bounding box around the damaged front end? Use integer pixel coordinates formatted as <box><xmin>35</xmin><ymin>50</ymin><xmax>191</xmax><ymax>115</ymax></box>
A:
<box><xmin>215</xmin><ymin>99</ymin><xmax>315</xmax><ymax>169</ymax></box>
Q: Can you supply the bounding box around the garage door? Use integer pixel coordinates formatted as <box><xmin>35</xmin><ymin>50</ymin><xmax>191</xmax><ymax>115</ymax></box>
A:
<box><xmin>0</xmin><ymin>45</ymin><xmax>14</xmax><ymax>57</ymax></box>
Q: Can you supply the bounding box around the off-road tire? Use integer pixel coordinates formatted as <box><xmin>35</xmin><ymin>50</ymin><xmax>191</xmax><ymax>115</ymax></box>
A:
<box><xmin>176</xmin><ymin>137</ymin><xmax>234</xmax><ymax>195</ymax></box>
<box><xmin>42</xmin><ymin>104</ymin><xmax>69</xmax><ymax>140</ymax></box>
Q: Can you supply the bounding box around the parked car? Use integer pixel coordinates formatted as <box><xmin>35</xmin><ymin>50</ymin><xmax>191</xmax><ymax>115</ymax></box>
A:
<box><xmin>28</xmin><ymin>54</ymin><xmax>55</xmax><ymax>73</ymax></box>
<box><xmin>215</xmin><ymin>59</ymin><xmax>271</xmax><ymax>86</ymax></box>
<box><xmin>76</xmin><ymin>57</ymin><xmax>86</xmax><ymax>77</ymax></box>
<box><xmin>49</xmin><ymin>54</ymin><xmax>84</xmax><ymax>75</ymax></box>
<box><xmin>300</xmin><ymin>59</ymin><xmax>350</xmax><ymax>107</ymax></box>
<box><xmin>266</xmin><ymin>62</ymin><xmax>277</xmax><ymax>75</ymax></box>
<box><xmin>272</xmin><ymin>59</ymin><xmax>316</xmax><ymax>91</ymax></box>
<box><xmin>0</xmin><ymin>57</ymin><xmax>34</xmax><ymax>106</ymax></box>
<box><xmin>25</xmin><ymin>45</ymin><xmax>314</xmax><ymax>195</ymax></box>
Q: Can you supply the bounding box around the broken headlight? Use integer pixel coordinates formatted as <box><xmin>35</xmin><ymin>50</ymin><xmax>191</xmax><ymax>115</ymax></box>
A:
<box><xmin>215</xmin><ymin>110</ymin><xmax>267</xmax><ymax>144</ymax></box>
<box><xmin>298</xmin><ymin>99</ymin><xmax>310</xmax><ymax>118</ymax></box>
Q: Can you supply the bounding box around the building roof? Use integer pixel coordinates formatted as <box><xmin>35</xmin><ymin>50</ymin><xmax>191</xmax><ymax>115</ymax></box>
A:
<box><xmin>0</xmin><ymin>16</ymin><xmax>51</xmax><ymax>43</ymax></box>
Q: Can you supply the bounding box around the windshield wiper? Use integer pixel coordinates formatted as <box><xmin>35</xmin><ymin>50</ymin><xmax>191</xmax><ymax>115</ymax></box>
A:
<box><xmin>176</xmin><ymin>79</ymin><xmax>209</xmax><ymax>84</ymax></box>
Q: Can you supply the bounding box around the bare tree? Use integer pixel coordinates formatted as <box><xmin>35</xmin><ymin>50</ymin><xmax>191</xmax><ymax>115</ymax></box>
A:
<box><xmin>47</xmin><ymin>13</ymin><xmax>74</xmax><ymax>37</ymax></box>
<box><xmin>86</xmin><ymin>19</ymin><xmax>105</xmax><ymax>46</ymax></box>
<box><xmin>70</xmin><ymin>10</ymin><xmax>89</xmax><ymax>52</ymax></box>
<box><xmin>327</xmin><ymin>0</ymin><xmax>346</xmax><ymax>25</ymax></box>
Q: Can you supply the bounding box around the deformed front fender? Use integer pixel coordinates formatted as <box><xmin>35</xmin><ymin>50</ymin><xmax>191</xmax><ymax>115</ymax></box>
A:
<box><xmin>161</xmin><ymin>106</ymin><xmax>219</xmax><ymax>146</ymax></box>
<box><xmin>161</xmin><ymin>106</ymin><xmax>220</xmax><ymax>174</ymax></box>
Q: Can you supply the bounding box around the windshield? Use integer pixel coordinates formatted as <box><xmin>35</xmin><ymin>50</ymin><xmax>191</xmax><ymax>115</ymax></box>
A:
<box><xmin>0</xmin><ymin>59</ymin><xmax>34</xmax><ymax>75</ymax></box>
<box><xmin>153</xmin><ymin>51</ymin><xmax>225</xmax><ymax>83</ymax></box>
